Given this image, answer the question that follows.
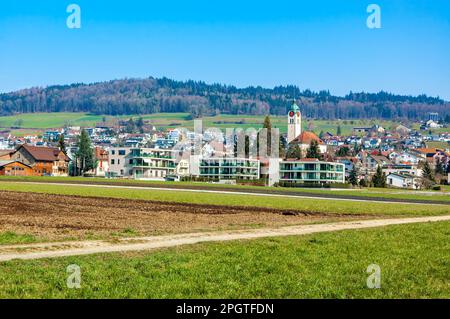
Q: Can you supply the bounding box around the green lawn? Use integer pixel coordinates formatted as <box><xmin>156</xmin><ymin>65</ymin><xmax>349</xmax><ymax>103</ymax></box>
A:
<box><xmin>2</xmin><ymin>112</ymin><xmax>446</xmax><ymax>136</ymax></box>
<box><xmin>0</xmin><ymin>221</ymin><xmax>448</xmax><ymax>298</ymax></box>
<box><xmin>0</xmin><ymin>181</ymin><xmax>448</xmax><ymax>217</ymax></box>
<box><xmin>0</xmin><ymin>232</ymin><xmax>37</xmax><ymax>245</ymax></box>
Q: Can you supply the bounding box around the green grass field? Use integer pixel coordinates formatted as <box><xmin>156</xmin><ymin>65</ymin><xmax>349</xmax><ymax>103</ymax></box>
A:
<box><xmin>0</xmin><ymin>181</ymin><xmax>448</xmax><ymax>217</ymax></box>
<box><xmin>2</xmin><ymin>112</ymin><xmax>446</xmax><ymax>136</ymax></box>
<box><xmin>1</xmin><ymin>176</ymin><xmax>449</xmax><ymax>203</ymax></box>
<box><xmin>0</xmin><ymin>221</ymin><xmax>448</xmax><ymax>298</ymax></box>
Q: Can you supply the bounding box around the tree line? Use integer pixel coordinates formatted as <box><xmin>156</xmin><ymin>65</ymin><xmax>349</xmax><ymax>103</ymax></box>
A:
<box><xmin>1</xmin><ymin>77</ymin><xmax>448</xmax><ymax>120</ymax></box>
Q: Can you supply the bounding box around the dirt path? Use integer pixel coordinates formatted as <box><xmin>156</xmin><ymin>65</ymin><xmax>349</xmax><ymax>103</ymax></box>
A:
<box><xmin>1</xmin><ymin>215</ymin><xmax>449</xmax><ymax>262</ymax></box>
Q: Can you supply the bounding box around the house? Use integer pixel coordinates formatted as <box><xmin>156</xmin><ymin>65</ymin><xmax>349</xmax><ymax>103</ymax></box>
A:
<box><xmin>86</xmin><ymin>147</ymin><xmax>110</xmax><ymax>177</ymax></box>
<box><xmin>107</xmin><ymin>147</ymin><xmax>131</xmax><ymax>177</ymax></box>
<box><xmin>336</xmin><ymin>157</ymin><xmax>357</xmax><ymax>178</ymax></box>
<box><xmin>0</xmin><ymin>160</ymin><xmax>33</xmax><ymax>176</ymax></box>
<box><xmin>290</xmin><ymin>131</ymin><xmax>328</xmax><ymax>154</ymax></box>
<box><xmin>395</xmin><ymin>125</ymin><xmax>411</xmax><ymax>136</ymax></box>
<box><xmin>393</xmin><ymin>151</ymin><xmax>420</xmax><ymax>165</ymax></box>
<box><xmin>353</xmin><ymin>127</ymin><xmax>372</xmax><ymax>134</ymax></box>
<box><xmin>9</xmin><ymin>144</ymin><xmax>69</xmax><ymax>176</ymax></box>
<box><xmin>426</xmin><ymin>120</ymin><xmax>441</xmax><ymax>128</ymax></box>
<box><xmin>382</xmin><ymin>164</ymin><xmax>422</xmax><ymax>177</ymax></box>
<box><xmin>362</xmin><ymin>154</ymin><xmax>391</xmax><ymax>173</ymax></box>
<box><xmin>386</xmin><ymin>173</ymin><xmax>421</xmax><ymax>189</ymax></box>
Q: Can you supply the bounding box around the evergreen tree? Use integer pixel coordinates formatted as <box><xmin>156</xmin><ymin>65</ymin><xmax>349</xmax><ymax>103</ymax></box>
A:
<box><xmin>336</xmin><ymin>146</ymin><xmax>350</xmax><ymax>157</ymax></box>
<box><xmin>126</xmin><ymin>118</ymin><xmax>136</xmax><ymax>133</ymax></box>
<box><xmin>136</xmin><ymin>117</ymin><xmax>145</xmax><ymax>133</ymax></box>
<box><xmin>286</xmin><ymin>144</ymin><xmax>302</xmax><ymax>159</ymax></box>
<box><xmin>278</xmin><ymin>136</ymin><xmax>287</xmax><ymax>159</ymax></box>
<box><xmin>306</xmin><ymin>140</ymin><xmax>320</xmax><ymax>159</ymax></box>
<box><xmin>75</xmin><ymin>129</ymin><xmax>96</xmax><ymax>175</ymax></box>
<box><xmin>435</xmin><ymin>158</ymin><xmax>444</xmax><ymax>175</ymax></box>
<box><xmin>348</xmin><ymin>166</ymin><xmax>358</xmax><ymax>186</ymax></box>
<box><xmin>372</xmin><ymin>165</ymin><xmax>387</xmax><ymax>188</ymax></box>
<box><xmin>422</xmin><ymin>160</ymin><xmax>435</xmax><ymax>182</ymax></box>
<box><xmin>262</xmin><ymin>115</ymin><xmax>272</xmax><ymax>155</ymax></box>
<box><xmin>359</xmin><ymin>178</ymin><xmax>368</xmax><ymax>187</ymax></box>
<box><xmin>336</xmin><ymin>125</ymin><xmax>342</xmax><ymax>136</ymax></box>
<box><xmin>58</xmin><ymin>134</ymin><xmax>66</xmax><ymax>152</ymax></box>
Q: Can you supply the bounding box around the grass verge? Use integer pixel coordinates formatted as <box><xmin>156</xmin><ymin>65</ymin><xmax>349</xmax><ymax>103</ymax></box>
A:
<box><xmin>0</xmin><ymin>221</ymin><xmax>448</xmax><ymax>298</ymax></box>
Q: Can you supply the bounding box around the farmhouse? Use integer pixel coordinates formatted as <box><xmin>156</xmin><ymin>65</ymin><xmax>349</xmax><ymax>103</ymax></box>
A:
<box><xmin>9</xmin><ymin>144</ymin><xmax>70</xmax><ymax>176</ymax></box>
<box><xmin>0</xmin><ymin>161</ymin><xmax>33</xmax><ymax>176</ymax></box>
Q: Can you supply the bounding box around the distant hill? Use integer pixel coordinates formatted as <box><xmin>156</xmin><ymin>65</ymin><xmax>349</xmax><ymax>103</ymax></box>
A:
<box><xmin>0</xmin><ymin>77</ymin><xmax>448</xmax><ymax>121</ymax></box>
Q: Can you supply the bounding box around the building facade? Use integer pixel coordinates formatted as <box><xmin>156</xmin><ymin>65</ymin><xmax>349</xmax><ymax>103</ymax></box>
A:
<box><xmin>0</xmin><ymin>161</ymin><xmax>33</xmax><ymax>176</ymax></box>
<box><xmin>279</xmin><ymin>159</ymin><xmax>345</xmax><ymax>185</ymax></box>
<box><xmin>196</xmin><ymin>157</ymin><xmax>260</xmax><ymax>180</ymax></box>
<box><xmin>108</xmin><ymin>147</ymin><xmax>189</xmax><ymax>180</ymax></box>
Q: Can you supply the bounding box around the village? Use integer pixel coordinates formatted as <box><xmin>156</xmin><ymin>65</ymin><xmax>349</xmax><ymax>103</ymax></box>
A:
<box><xmin>0</xmin><ymin>104</ymin><xmax>449</xmax><ymax>190</ymax></box>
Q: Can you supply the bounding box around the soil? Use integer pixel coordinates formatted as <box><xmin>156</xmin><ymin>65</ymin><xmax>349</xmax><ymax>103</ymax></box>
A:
<box><xmin>0</xmin><ymin>191</ymin><xmax>363</xmax><ymax>241</ymax></box>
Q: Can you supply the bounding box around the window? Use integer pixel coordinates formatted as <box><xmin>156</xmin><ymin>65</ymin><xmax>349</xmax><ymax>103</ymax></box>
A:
<box><xmin>111</xmin><ymin>150</ymin><xmax>115</xmax><ymax>155</ymax></box>
<box><xmin>117</xmin><ymin>159</ymin><xmax>120</xmax><ymax>165</ymax></box>
<box><xmin>111</xmin><ymin>159</ymin><xmax>115</xmax><ymax>165</ymax></box>
<box><xmin>119</xmin><ymin>150</ymin><xmax>126</xmax><ymax>156</ymax></box>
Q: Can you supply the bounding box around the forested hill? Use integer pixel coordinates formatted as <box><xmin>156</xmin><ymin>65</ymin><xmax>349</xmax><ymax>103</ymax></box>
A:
<box><xmin>0</xmin><ymin>77</ymin><xmax>448</xmax><ymax>120</ymax></box>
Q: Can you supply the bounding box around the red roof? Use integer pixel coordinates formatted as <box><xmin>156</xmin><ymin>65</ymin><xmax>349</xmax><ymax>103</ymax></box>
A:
<box><xmin>291</xmin><ymin>131</ymin><xmax>324</xmax><ymax>145</ymax></box>
<box><xmin>19</xmin><ymin>144</ymin><xmax>69</xmax><ymax>162</ymax></box>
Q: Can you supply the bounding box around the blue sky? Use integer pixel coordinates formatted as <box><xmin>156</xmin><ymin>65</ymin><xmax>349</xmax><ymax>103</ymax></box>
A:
<box><xmin>0</xmin><ymin>0</ymin><xmax>449</xmax><ymax>99</ymax></box>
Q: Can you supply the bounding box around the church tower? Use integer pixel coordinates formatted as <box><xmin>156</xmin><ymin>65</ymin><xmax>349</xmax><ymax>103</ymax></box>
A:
<box><xmin>287</xmin><ymin>101</ymin><xmax>301</xmax><ymax>143</ymax></box>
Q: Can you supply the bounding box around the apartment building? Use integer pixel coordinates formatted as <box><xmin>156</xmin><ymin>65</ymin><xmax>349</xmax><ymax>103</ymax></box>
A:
<box><xmin>195</xmin><ymin>157</ymin><xmax>260</xmax><ymax>180</ymax></box>
<box><xmin>107</xmin><ymin>147</ymin><xmax>190</xmax><ymax>180</ymax></box>
<box><xmin>279</xmin><ymin>159</ymin><xmax>345</xmax><ymax>185</ymax></box>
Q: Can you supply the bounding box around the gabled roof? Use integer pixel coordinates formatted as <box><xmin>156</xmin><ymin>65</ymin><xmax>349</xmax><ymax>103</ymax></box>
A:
<box><xmin>0</xmin><ymin>160</ymin><xmax>32</xmax><ymax>168</ymax></box>
<box><xmin>387</xmin><ymin>172</ymin><xmax>418</xmax><ymax>179</ymax></box>
<box><xmin>291</xmin><ymin>131</ymin><xmax>324</xmax><ymax>145</ymax></box>
<box><xmin>368</xmin><ymin>154</ymin><xmax>391</xmax><ymax>164</ymax></box>
<box><xmin>17</xmin><ymin>144</ymin><xmax>69</xmax><ymax>162</ymax></box>
<box><xmin>0</xmin><ymin>149</ymin><xmax>14</xmax><ymax>157</ymax></box>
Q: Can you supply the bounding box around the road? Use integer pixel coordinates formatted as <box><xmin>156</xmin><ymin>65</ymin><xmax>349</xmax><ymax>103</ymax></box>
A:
<box><xmin>1</xmin><ymin>215</ymin><xmax>449</xmax><ymax>262</ymax></box>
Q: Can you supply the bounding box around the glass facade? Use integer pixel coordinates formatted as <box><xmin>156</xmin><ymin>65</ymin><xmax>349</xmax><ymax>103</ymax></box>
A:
<box><xmin>279</xmin><ymin>161</ymin><xmax>345</xmax><ymax>183</ymax></box>
<box><xmin>199</xmin><ymin>158</ymin><xmax>260</xmax><ymax>180</ymax></box>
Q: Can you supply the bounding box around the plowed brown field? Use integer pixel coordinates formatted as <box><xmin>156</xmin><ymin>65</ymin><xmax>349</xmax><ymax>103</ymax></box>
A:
<box><xmin>0</xmin><ymin>191</ymin><xmax>364</xmax><ymax>241</ymax></box>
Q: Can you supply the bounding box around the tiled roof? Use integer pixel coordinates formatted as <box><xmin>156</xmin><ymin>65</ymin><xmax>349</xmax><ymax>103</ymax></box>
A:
<box><xmin>291</xmin><ymin>131</ymin><xmax>324</xmax><ymax>145</ymax></box>
<box><xmin>19</xmin><ymin>144</ymin><xmax>69</xmax><ymax>162</ymax></box>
